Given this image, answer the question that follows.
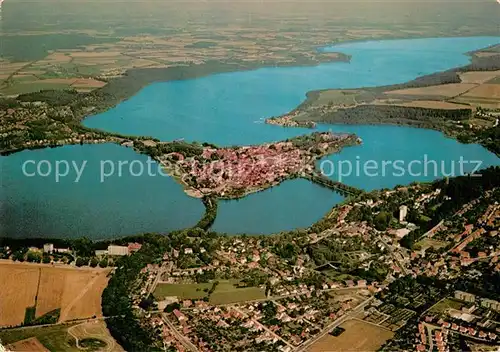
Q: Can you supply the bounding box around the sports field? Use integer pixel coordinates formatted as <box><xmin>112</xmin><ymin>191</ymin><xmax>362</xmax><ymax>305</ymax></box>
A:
<box><xmin>309</xmin><ymin>319</ymin><xmax>394</xmax><ymax>352</ymax></box>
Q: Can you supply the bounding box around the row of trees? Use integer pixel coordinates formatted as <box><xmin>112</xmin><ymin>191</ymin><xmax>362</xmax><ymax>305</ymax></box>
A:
<box><xmin>101</xmin><ymin>234</ymin><xmax>169</xmax><ymax>351</ymax></box>
<box><xmin>194</xmin><ymin>197</ymin><xmax>218</xmax><ymax>230</ymax></box>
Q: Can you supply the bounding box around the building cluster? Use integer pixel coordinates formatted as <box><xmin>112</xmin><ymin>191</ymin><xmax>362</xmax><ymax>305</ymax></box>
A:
<box><xmin>96</xmin><ymin>243</ymin><xmax>143</xmax><ymax>257</ymax></box>
<box><xmin>157</xmin><ymin>132</ymin><xmax>354</xmax><ymax>197</ymax></box>
<box><xmin>416</xmin><ymin>291</ymin><xmax>500</xmax><ymax>352</ymax></box>
<box><xmin>159</xmin><ymin>290</ymin><xmax>370</xmax><ymax>351</ymax></box>
<box><xmin>409</xmin><ymin>196</ymin><xmax>500</xmax><ymax>279</ymax></box>
<box><xmin>0</xmin><ymin>102</ymin><xmax>126</xmax><ymax>154</ymax></box>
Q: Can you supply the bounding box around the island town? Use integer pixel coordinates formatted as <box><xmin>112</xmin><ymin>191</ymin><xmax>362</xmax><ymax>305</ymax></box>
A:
<box><xmin>142</xmin><ymin>132</ymin><xmax>361</xmax><ymax>199</ymax></box>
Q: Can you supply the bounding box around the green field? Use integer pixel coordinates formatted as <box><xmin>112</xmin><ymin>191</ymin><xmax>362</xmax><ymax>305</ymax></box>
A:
<box><xmin>415</xmin><ymin>238</ymin><xmax>449</xmax><ymax>252</ymax></box>
<box><xmin>154</xmin><ymin>280</ymin><xmax>266</xmax><ymax>304</ymax></box>
<box><xmin>314</xmin><ymin>90</ymin><xmax>363</xmax><ymax>106</ymax></box>
<box><xmin>0</xmin><ymin>323</ymin><xmax>79</xmax><ymax>352</ymax></box>
<box><xmin>153</xmin><ymin>283</ymin><xmax>213</xmax><ymax>300</ymax></box>
<box><xmin>1</xmin><ymin>82</ymin><xmax>73</xmax><ymax>96</ymax></box>
<box><xmin>428</xmin><ymin>298</ymin><xmax>466</xmax><ymax>314</ymax></box>
<box><xmin>209</xmin><ymin>286</ymin><xmax>266</xmax><ymax>305</ymax></box>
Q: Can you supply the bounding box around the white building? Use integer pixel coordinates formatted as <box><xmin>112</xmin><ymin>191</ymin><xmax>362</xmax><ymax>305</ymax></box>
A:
<box><xmin>399</xmin><ymin>205</ymin><xmax>408</xmax><ymax>223</ymax></box>
<box><xmin>108</xmin><ymin>245</ymin><xmax>129</xmax><ymax>256</ymax></box>
<box><xmin>43</xmin><ymin>243</ymin><xmax>54</xmax><ymax>253</ymax></box>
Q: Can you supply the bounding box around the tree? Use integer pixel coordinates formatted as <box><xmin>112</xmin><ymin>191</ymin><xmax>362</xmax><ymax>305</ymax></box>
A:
<box><xmin>90</xmin><ymin>257</ymin><xmax>99</xmax><ymax>267</ymax></box>
<box><xmin>99</xmin><ymin>258</ymin><xmax>108</xmax><ymax>268</ymax></box>
<box><xmin>374</xmin><ymin>211</ymin><xmax>391</xmax><ymax>231</ymax></box>
<box><xmin>73</xmin><ymin>237</ymin><xmax>94</xmax><ymax>257</ymax></box>
<box><xmin>76</xmin><ymin>257</ymin><xmax>87</xmax><ymax>267</ymax></box>
<box><xmin>26</xmin><ymin>251</ymin><xmax>42</xmax><ymax>263</ymax></box>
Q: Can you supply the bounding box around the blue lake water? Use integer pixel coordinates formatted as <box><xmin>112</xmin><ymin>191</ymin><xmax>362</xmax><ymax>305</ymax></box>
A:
<box><xmin>0</xmin><ymin>144</ymin><xmax>205</xmax><ymax>239</ymax></box>
<box><xmin>212</xmin><ymin>178</ymin><xmax>345</xmax><ymax>234</ymax></box>
<box><xmin>2</xmin><ymin>37</ymin><xmax>500</xmax><ymax>238</ymax></box>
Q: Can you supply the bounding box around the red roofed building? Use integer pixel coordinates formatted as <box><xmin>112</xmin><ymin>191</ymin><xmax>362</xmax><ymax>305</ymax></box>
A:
<box><xmin>128</xmin><ymin>242</ymin><xmax>142</xmax><ymax>253</ymax></box>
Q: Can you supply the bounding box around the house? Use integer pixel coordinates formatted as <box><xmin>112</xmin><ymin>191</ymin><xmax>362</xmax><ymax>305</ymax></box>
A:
<box><xmin>481</xmin><ymin>298</ymin><xmax>500</xmax><ymax>312</ymax></box>
<box><xmin>173</xmin><ymin>309</ymin><xmax>187</xmax><ymax>322</ymax></box>
<box><xmin>345</xmin><ymin>280</ymin><xmax>355</xmax><ymax>287</ymax></box>
<box><xmin>454</xmin><ymin>291</ymin><xmax>476</xmax><ymax>303</ymax></box>
<box><xmin>128</xmin><ymin>242</ymin><xmax>142</xmax><ymax>254</ymax></box>
<box><xmin>357</xmin><ymin>280</ymin><xmax>367</xmax><ymax>288</ymax></box>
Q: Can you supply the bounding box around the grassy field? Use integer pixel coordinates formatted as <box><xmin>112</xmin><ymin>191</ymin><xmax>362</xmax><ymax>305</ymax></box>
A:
<box><xmin>0</xmin><ymin>324</ymin><xmax>79</xmax><ymax>352</ymax></box>
<box><xmin>314</xmin><ymin>90</ymin><xmax>368</xmax><ymax>107</ymax></box>
<box><xmin>428</xmin><ymin>297</ymin><xmax>466</xmax><ymax>314</ymax></box>
<box><xmin>1</xmin><ymin>321</ymin><xmax>123</xmax><ymax>352</ymax></box>
<box><xmin>0</xmin><ymin>262</ymin><xmax>110</xmax><ymax>327</ymax></box>
<box><xmin>68</xmin><ymin>321</ymin><xmax>124</xmax><ymax>352</ymax></box>
<box><xmin>154</xmin><ymin>283</ymin><xmax>213</xmax><ymax>300</ymax></box>
<box><xmin>154</xmin><ymin>280</ymin><xmax>266</xmax><ymax>304</ymax></box>
<box><xmin>415</xmin><ymin>238</ymin><xmax>449</xmax><ymax>252</ymax></box>
<box><xmin>209</xmin><ymin>286</ymin><xmax>266</xmax><ymax>305</ymax></box>
<box><xmin>309</xmin><ymin>319</ymin><xmax>394</xmax><ymax>352</ymax></box>
<box><xmin>5</xmin><ymin>337</ymin><xmax>50</xmax><ymax>352</ymax></box>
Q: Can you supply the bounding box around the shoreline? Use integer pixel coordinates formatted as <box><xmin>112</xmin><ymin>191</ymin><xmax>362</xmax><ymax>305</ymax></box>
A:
<box><xmin>1</xmin><ymin>36</ymin><xmax>498</xmax><ymax>158</ymax></box>
<box><xmin>1</xmin><ymin>36</ymin><xmax>499</xmax><ymax>241</ymax></box>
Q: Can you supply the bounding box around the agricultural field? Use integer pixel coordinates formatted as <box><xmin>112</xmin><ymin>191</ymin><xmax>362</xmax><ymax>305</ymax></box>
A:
<box><xmin>459</xmin><ymin>71</ymin><xmax>500</xmax><ymax>84</ymax></box>
<box><xmin>5</xmin><ymin>337</ymin><xmax>49</xmax><ymax>352</ymax></box>
<box><xmin>0</xmin><ymin>320</ymin><xmax>122</xmax><ymax>352</ymax></box>
<box><xmin>3</xmin><ymin>0</ymin><xmax>498</xmax><ymax>97</ymax></box>
<box><xmin>385</xmin><ymin>83</ymin><xmax>477</xmax><ymax>98</ymax></box>
<box><xmin>461</xmin><ymin>84</ymin><xmax>500</xmax><ymax>100</ymax></box>
<box><xmin>0</xmin><ymin>262</ymin><xmax>110</xmax><ymax>327</ymax></box>
<box><xmin>0</xmin><ymin>323</ymin><xmax>79</xmax><ymax>352</ymax></box>
<box><xmin>309</xmin><ymin>319</ymin><xmax>394</xmax><ymax>352</ymax></box>
<box><xmin>154</xmin><ymin>280</ymin><xmax>265</xmax><ymax>304</ymax></box>
<box><xmin>386</xmin><ymin>100</ymin><xmax>473</xmax><ymax>111</ymax></box>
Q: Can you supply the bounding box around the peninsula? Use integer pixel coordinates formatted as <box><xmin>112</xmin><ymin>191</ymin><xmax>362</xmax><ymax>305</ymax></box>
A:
<box><xmin>266</xmin><ymin>44</ymin><xmax>500</xmax><ymax>156</ymax></box>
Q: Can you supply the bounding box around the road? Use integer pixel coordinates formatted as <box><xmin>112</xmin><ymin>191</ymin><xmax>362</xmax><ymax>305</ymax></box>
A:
<box><xmin>161</xmin><ymin>313</ymin><xmax>199</xmax><ymax>352</ymax></box>
<box><xmin>148</xmin><ymin>261</ymin><xmax>173</xmax><ymax>295</ymax></box>
<box><xmin>378</xmin><ymin>237</ymin><xmax>409</xmax><ymax>276</ymax></box>
<box><xmin>296</xmin><ymin>296</ymin><xmax>375</xmax><ymax>352</ymax></box>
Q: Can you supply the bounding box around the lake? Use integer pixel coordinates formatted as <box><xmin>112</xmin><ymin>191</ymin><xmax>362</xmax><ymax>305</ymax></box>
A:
<box><xmin>2</xmin><ymin>37</ymin><xmax>500</xmax><ymax>238</ymax></box>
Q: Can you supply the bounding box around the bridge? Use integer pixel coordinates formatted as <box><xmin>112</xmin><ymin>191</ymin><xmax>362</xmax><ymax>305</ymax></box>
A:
<box><xmin>301</xmin><ymin>173</ymin><xmax>363</xmax><ymax>197</ymax></box>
